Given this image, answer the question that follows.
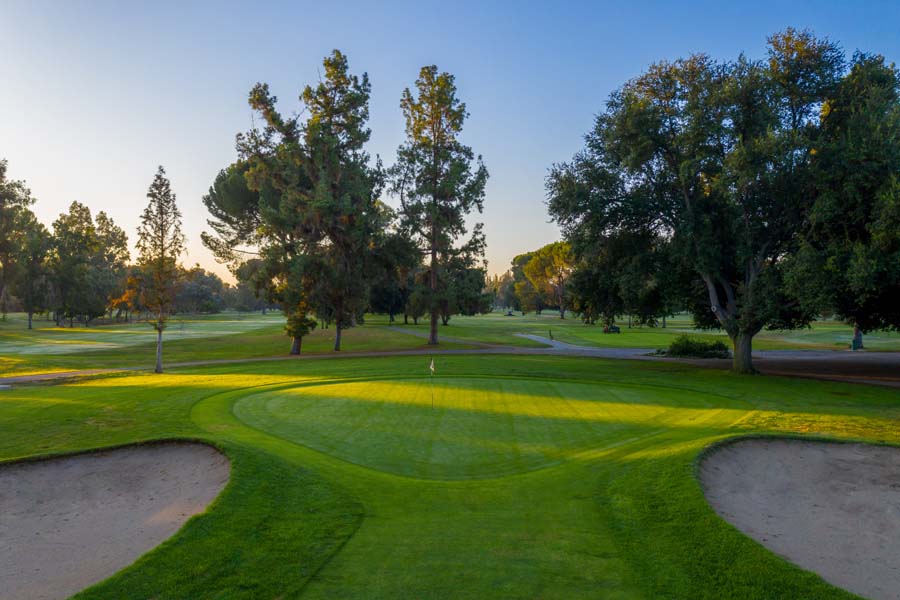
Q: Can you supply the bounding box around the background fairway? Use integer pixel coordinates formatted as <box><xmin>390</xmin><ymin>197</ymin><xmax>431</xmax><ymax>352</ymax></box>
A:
<box><xmin>2</xmin><ymin>354</ymin><xmax>897</xmax><ymax>598</ymax></box>
<box><xmin>3</xmin><ymin>310</ymin><xmax>899</xmax><ymax>378</ymax></box>
<box><xmin>0</xmin><ymin>312</ymin><xmax>472</xmax><ymax>376</ymax></box>
<box><xmin>369</xmin><ymin>311</ymin><xmax>900</xmax><ymax>351</ymax></box>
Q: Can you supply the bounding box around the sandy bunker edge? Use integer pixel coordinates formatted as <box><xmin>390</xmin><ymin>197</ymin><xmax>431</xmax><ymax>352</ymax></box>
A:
<box><xmin>698</xmin><ymin>436</ymin><xmax>900</xmax><ymax>600</ymax></box>
<box><xmin>0</xmin><ymin>440</ymin><xmax>231</xmax><ymax>600</ymax></box>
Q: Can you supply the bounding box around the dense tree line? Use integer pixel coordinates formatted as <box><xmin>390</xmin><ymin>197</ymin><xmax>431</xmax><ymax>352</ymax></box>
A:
<box><xmin>2</xmin><ymin>52</ymin><xmax>494</xmax><ymax>360</ymax></box>
<box><xmin>546</xmin><ymin>29</ymin><xmax>900</xmax><ymax>372</ymax></box>
<box><xmin>0</xmin><ymin>162</ymin><xmax>266</xmax><ymax>331</ymax></box>
<box><xmin>203</xmin><ymin>50</ymin><xmax>492</xmax><ymax>353</ymax></box>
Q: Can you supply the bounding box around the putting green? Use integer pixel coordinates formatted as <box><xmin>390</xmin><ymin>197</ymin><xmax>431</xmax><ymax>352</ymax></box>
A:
<box><xmin>233</xmin><ymin>377</ymin><xmax>737</xmax><ymax>479</ymax></box>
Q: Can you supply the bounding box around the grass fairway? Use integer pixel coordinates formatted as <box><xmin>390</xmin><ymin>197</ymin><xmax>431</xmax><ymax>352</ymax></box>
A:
<box><xmin>0</xmin><ymin>312</ymin><xmax>472</xmax><ymax>376</ymax></box>
<box><xmin>2</xmin><ymin>355</ymin><xmax>897</xmax><ymax>598</ymax></box>
<box><xmin>4</xmin><ymin>310</ymin><xmax>898</xmax><ymax>378</ymax></box>
<box><xmin>370</xmin><ymin>311</ymin><xmax>900</xmax><ymax>351</ymax></box>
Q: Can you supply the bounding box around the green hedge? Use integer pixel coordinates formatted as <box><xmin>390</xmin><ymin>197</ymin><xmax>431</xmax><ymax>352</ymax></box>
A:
<box><xmin>665</xmin><ymin>335</ymin><xmax>731</xmax><ymax>359</ymax></box>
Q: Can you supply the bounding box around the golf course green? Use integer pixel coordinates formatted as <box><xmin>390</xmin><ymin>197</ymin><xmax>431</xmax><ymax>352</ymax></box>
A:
<box><xmin>2</xmin><ymin>349</ymin><xmax>897</xmax><ymax>599</ymax></box>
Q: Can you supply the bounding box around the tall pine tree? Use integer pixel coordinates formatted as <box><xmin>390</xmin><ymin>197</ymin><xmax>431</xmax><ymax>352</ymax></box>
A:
<box><xmin>389</xmin><ymin>66</ymin><xmax>488</xmax><ymax>345</ymax></box>
<box><xmin>137</xmin><ymin>166</ymin><xmax>185</xmax><ymax>373</ymax></box>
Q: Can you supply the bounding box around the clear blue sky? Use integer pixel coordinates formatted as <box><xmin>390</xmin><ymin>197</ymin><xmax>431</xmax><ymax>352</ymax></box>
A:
<box><xmin>3</xmin><ymin>1</ymin><xmax>898</xmax><ymax>281</ymax></box>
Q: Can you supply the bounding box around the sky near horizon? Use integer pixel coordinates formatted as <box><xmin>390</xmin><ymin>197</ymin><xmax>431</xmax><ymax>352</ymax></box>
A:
<box><xmin>3</xmin><ymin>1</ymin><xmax>899</xmax><ymax>282</ymax></box>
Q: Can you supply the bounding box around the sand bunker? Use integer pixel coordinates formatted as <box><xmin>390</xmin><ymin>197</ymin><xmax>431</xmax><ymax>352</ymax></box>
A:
<box><xmin>0</xmin><ymin>442</ymin><xmax>229</xmax><ymax>600</ymax></box>
<box><xmin>700</xmin><ymin>438</ymin><xmax>900</xmax><ymax>600</ymax></box>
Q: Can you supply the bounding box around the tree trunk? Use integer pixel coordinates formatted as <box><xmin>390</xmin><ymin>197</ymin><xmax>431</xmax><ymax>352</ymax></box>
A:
<box><xmin>662</xmin><ymin>315</ymin><xmax>666</xmax><ymax>328</ymax></box>
<box><xmin>290</xmin><ymin>335</ymin><xmax>302</xmax><ymax>355</ymax></box>
<box><xmin>731</xmin><ymin>332</ymin><xmax>755</xmax><ymax>374</ymax></box>
<box><xmin>404</xmin><ymin>313</ymin><xmax>408</xmax><ymax>325</ymax></box>
<box><xmin>429</xmin><ymin>248</ymin><xmax>438</xmax><ymax>345</ymax></box>
<box><xmin>27</xmin><ymin>311</ymin><xmax>33</xmax><ymax>330</ymax></box>
<box><xmin>155</xmin><ymin>328</ymin><xmax>163</xmax><ymax>374</ymax></box>
<box><xmin>334</xmin><ymin>326</ymin><xmax>342</xmax><ymax>352</ymax></box>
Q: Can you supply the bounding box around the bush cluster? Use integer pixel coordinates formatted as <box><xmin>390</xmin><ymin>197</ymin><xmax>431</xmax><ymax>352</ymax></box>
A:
<box><xmin>665</xmin><ymin>335</ymin><xmax>731</xmax><ymax>359</ymax></box>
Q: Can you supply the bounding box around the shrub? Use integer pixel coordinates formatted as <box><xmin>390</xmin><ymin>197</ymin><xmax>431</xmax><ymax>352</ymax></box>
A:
<box><xmin>665</xmin><ymin>335</ymin><xmax>731</xmax><ymax>359</ymax></box>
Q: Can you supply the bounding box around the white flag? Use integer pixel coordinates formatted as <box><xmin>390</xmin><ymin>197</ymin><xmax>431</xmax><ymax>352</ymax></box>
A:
<box><xmin>429</xmin><ymin>358</ymin><xmax>435</xmax><ymax>375</ymax></box>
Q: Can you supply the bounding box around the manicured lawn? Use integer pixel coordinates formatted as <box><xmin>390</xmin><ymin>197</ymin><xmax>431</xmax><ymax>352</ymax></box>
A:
<box><xmin>3</xmin><ymin>311</ymin><xmax>897</xmax><ymax>378</ymax></box>
<box><xmin>2</xmin><ymin>354</ymin><xmax>897</xmax><ymax>598</ymax></box>
<box><xmin>370</xmin><ymin>311</ymin><xmax>900</xmax><ymax>351</ymax></box>
<box><xmin>0</xmin><ymin>312</ymin><xmax>472</xmax><ymax>376</ymax></box>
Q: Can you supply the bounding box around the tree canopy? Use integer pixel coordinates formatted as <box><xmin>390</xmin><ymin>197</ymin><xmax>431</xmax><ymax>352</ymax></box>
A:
<box><xmin>548</xmin><ymin>28</ymin><xmax>848</xmax><ymax>372</ymax></box>
<box><xmin>389</xmin><ymin>65</ymin><xmax>489</xmax><ymax>344</ymax></box>
<box><xmin>137</xmin><ymin>166</ymin><xmax>185</xmax><ymax>373</ymax></box>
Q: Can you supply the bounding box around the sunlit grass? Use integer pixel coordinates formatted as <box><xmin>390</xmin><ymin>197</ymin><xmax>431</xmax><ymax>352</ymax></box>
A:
<box><xmin>3</xmin><ymin>354</ymin><xmax>896</xmax><ymax>598</ymax></box>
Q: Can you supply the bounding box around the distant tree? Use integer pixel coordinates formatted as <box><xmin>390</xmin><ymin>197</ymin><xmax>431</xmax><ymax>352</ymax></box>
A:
<box><xmin>569</xmin><ymin>259</ymin><xmax>622</xmax><ymax>327</ymax></box>
<box><xmin>0</xmin><ymin>160</ymin><xmax>37</xmax><ymax>317</ymax></box>
<box><xmin>494</xmin><ymin>271</ymin><xmax>518</xmax><ymax>310</ymax></box>
<box><xmin>406</xmin><ymin>283</ymin><xmax>430</xmax><ymax>325</ymax></box>
<box><xmin>11</xmin><ymin>211</ymin><xmax>51</xmax><ymax>329</ymax></box>
<box><xmin>369</xmin><ymin>216</ymin><xmax>422</xmax><ymax>323</ymax></box>
<box><xmin>786</xmin><ymin>53</ymin><xmax>900</xmax><ymax>341</ymax></box>
<box><xmin>112</xmin><ymin>266</ymin><xmax>147</xmax><ymax>322</ymax></box>
<box><xmin>136</xmin><ymin>166</ymin><xmax>186</xmax><ymax>373</ymax></box>
<box><xmin>50</xmin><ymin>201</ymin><xmax>99</xmax><ymax>326</ymax></box>
<box><xmin>175</xmin><ymin>266</ymin><xmax>226</xmax><ymax>313</ymax></box>
<box><xmin>522</xmin><ymin>242</ymin><xmax>575</xmax><ymax>318</ymax></box>
<box><xmin>509</xmin><ymin>251</ymin><xmax>543</xmax><ymax>314</ymax></box>
<box><xmin>390</xmin><ymin>65</ymin><xmax>489</xmax><ymax>344</ymax></box>
<box><xmin>548</xmin><ymin>29</ymin><xmax>843</xmax><ymax>373</ymax></box>
<box><xmin>436</xmin><ymin>256</ymin><xmax>492</xmax><ymax>324</ymax></box>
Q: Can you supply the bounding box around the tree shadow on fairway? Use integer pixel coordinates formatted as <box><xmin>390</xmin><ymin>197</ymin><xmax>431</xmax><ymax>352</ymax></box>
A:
<box><xmin>231</xmin><ymin>380</ymin><xmax>746</xmax><ymax>480</ymax></box>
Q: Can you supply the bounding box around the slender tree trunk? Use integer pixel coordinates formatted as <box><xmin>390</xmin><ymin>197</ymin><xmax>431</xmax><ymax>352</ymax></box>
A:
<box><xmin>334</xmin><ymin>326</ymin><xmax>342</xmax><ymax>352</ymax></box>
<box><xmin>155</xmin><ymin>327</ymin><xmax>163</xmax><ymax>374</ymax></box>
<box><xmin>662</xmin><ymin>315</ymin><xmax>667</xmax><ymax>328</ymax></box>
<box><xmin>27</xmin><ymin>311</ymin><xmax>33</xmax><ymax>330</ymax></box>
<box><xmin>290</xmin><ymin>335</ymin><xmax>302</xmax><ymax>355</ymax></box>
<box><xmin>429</xmin><ymin>247</ymin><xmax>438</xmax><ymax>345</ymax></box>
<box><xmin>731</xmin><ymin>332</ymin><xmax>755</xmax><ymax>374</ymax></box>
<box><xmin>404</xmin><ymin>313</ymin><xmax>408</xmax><ymax>325</ymax></box>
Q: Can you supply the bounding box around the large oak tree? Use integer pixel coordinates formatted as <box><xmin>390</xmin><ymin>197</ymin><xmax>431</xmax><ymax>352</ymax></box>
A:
<box><xmin>548</xmin><ymin>29</ymin><xmax>844</xmax><ymax>373</ymax></box>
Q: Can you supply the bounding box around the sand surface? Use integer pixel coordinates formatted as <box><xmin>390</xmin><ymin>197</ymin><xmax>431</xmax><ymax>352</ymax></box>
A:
<box><xmin>700</xmin><ymin>438</ymin><xmax>900</xmax><ymax>600</ymax></box>
<box><xmin>0</xmin><ymin>442</ymin><xmax>229</xmax><ymax>600</ymax></box>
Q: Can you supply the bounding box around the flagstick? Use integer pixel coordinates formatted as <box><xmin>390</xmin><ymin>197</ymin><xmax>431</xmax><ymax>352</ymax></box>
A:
<box><xmin>430</xmin><ymin>356</ymin><xmax>434</xmax><ymax>409</ymax></box>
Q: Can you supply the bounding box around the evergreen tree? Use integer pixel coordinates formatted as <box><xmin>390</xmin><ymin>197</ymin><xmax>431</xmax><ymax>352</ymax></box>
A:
<box><xmin>205</xmin><ymin>51</ymin><xmax>381</xmax><ymax>353</ymax></box>
<box><xmin>136</xmin><ymin>166</ymin><xmax>185</xmax><ymax>373</ymax></box>
<box><xmin>12</xmin><ymin>212</ymin><xmax>51</xmax><ymax>329</ymax></box>
<box><xmin>390</xmin><ymin>66</ymin><xmax>488</xmax><ymax>344</ymax></box>
<box><xmin>0</xmin><ymin>159</ymin><xmax>37</xmax><ymax>317</ymax></box>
